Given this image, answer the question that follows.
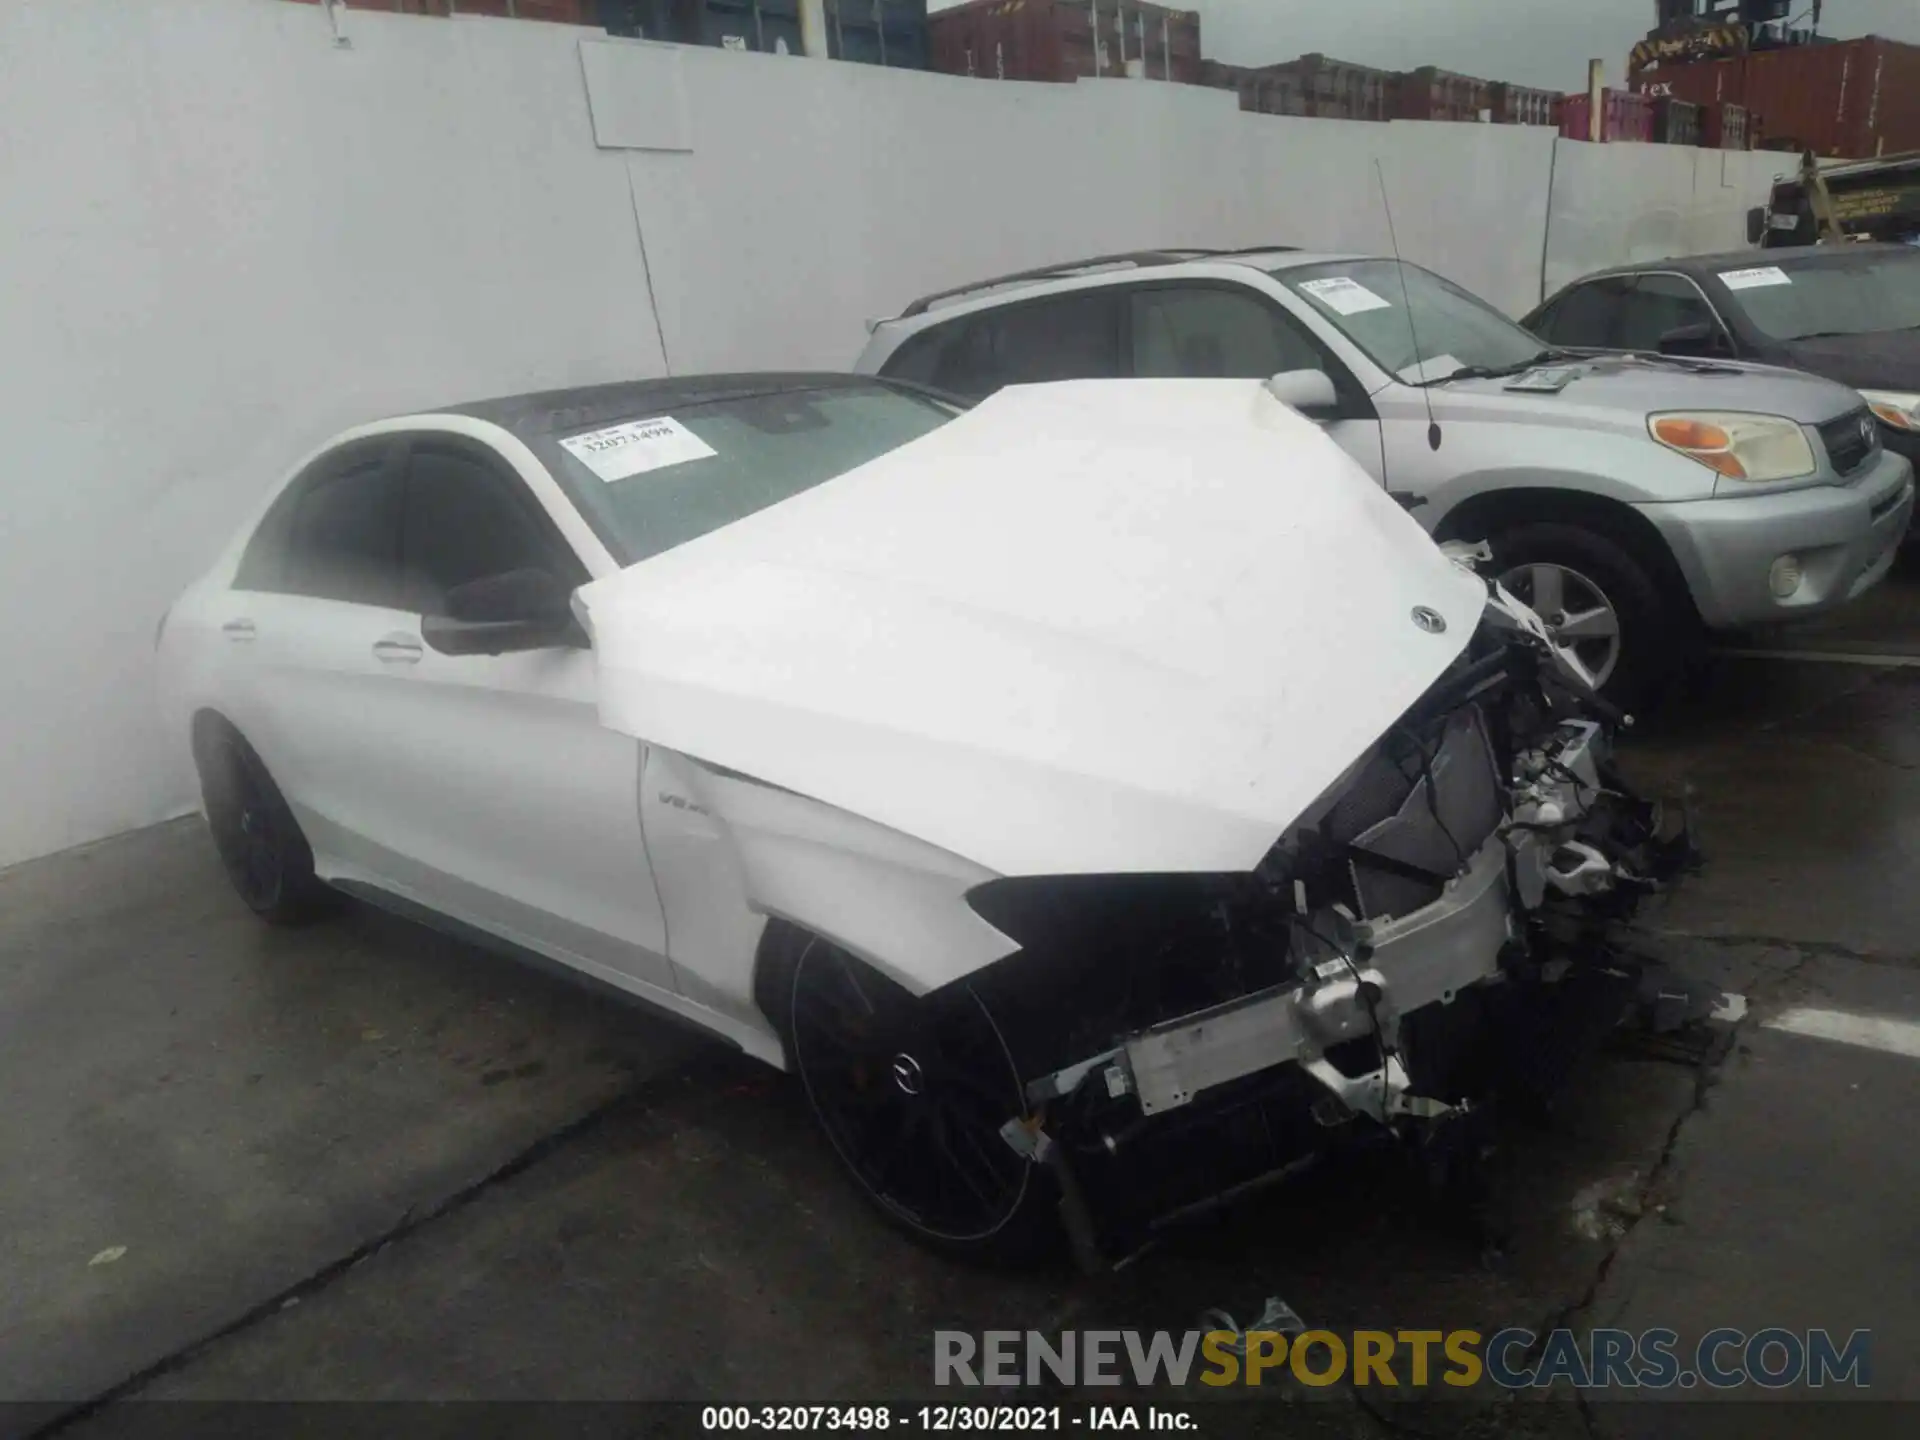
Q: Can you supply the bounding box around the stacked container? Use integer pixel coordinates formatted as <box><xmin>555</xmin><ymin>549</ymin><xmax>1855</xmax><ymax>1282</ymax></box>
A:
<box><xmin>594</xmin><ymin>0</ymin><xmax>929</xmax><ymax>67</ymax></box>
<box><xmin>928</xmin><ymin>1</ymin><xmax>1201</xmax><ymax>85</ymax></box>
<box><xmin>1392</xmin><ymin>67</ymin><xmax>1488</xmax><ymax>122</ymax></box>
<box><xmin>1704</xmin><ymin>102</ymin><xmax>1754</xmax><ymax>151</ymax></box>
<box><xmin>1559</xmin><ymin>89</ymin><xmax>1654</xmax><ymax>143</ymax></box>
<box><xmin>1651</xmin><ymin>96</ymin><xmax>1704</xmax><ymax>147</ymax></box>
<box><xmin>1486</xmin><ymin>81</ymin><xmax>1558</xmax><ymax>127</ymax></box>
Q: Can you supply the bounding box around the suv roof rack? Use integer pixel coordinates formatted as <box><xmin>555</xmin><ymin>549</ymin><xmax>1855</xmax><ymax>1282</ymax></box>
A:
<box><xmin>896</xmin><ymin>246</ymin><xmax>1298</xmax><ymax>319</ymax></box>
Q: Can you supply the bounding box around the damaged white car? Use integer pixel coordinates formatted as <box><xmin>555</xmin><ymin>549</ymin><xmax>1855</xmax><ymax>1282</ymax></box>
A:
<box><xmin>157</xmin><ymin>375</ymin><xmax>1694</xmax><ymax>1265</ymax></box>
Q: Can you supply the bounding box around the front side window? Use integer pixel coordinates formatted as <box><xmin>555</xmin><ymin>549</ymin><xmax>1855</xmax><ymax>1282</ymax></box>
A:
<box><xmin>881</xmin><ymin>292</ymin><xmax>1122</xmax><ymax>399</ymax></box>
<box><xmin>528</xmin><ymin>382</ymin><xmax>955</xmax><ymax>565</ymax></box>
<box><xmin>1615</xmin><ymin>274</ymin><xmax>1718</xmax><ymax>351</ymax></box>
<box><xmin>1716</xmin><ymin>251</ymin><xmax>1920</xmax><ymax>340</ymax></box>
<box><xmin>279</xmin><ymin>454</ymin><xmax>404</xmax><ymax>607</ymax></box>
<box><xmin>1129</xmin><ymin>285</ymin><xmax>1327</xmax><ymax>379</ymax></box>
<box><xmin>401</xmin><ymin>444</ymin><xmax>576</xmax><ymax>614</ymax></box>
<box><xmin>1531</xmin><ymin>277</ymin><xmax>1634</xmax><ymax>348</ymax></box>
<box><xmin>1281</xmin><ymin>260</ymin><xmax>1543</xmax><ymax>382</ymax></box>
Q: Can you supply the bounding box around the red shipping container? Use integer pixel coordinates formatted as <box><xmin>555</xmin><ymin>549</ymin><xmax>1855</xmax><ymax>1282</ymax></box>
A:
<box><xmin>1703</xmin><ymin>102</ymin><xmax>1754</xmax><ymax>150</ymax></box>
<box><xmin>1559</xmin><ymin>89</ymin><xmax>1654</xmax><ymax>143</ymax></box>
<box><xmin>929</xmin><ymin>0</ymin><xmax>1201</xmax><ymax>85</ymax></box>
<box><xmin>1635</xmin><ymin>36</ymin><xmax>1920</xmax><ymax>159</ymax></box>
<box><xmin>1393</xmin><ymin>65</ymin><xmax>1488</xmax><ymax>122</ymax></box>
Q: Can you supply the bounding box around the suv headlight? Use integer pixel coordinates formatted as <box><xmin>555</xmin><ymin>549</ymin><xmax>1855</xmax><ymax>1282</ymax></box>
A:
<box><xmin>1648</xmin><ymin>412</ymin><xmax>1817</xmax><ymax>482</ymax></box>
<box><xmin>1860</xmin><ymin>390</ymin><xmax>1920</xmax><ymax>432</ymax></box>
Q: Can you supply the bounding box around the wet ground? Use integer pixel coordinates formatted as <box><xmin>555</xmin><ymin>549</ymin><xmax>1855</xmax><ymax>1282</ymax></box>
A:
<box><xmin>6</xmin><ymin>565</ymin><xmax>1920</xmax><ymax>1439</ymax></box>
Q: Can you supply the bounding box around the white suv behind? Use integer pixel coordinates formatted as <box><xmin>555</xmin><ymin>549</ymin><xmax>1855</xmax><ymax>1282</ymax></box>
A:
<box><xmin>855</xmin><ymin>248</ymin><xmax>1913</xmax><ymax>708</ymax></box>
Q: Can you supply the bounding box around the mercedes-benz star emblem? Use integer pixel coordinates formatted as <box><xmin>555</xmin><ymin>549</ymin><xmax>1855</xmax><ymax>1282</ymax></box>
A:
<box><xmin>890</xmin><ymin>1053</ymin><xmax>925</xmax><ymax>1096</ymax></box>
<box><xmin>1412</xmin><ymin>606</ymin><xmax>1448</xmax><ymax>635</ymax></box>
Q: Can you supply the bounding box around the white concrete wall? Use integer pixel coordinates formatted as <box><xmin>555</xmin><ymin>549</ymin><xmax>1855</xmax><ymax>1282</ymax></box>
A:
<box><xmin>0</xmin><ymin>0</ymin><xmax>1786</xmax><ymax>868</ymax></box>
<box><xmin>1541</xmin><ymin>141</ymin><xmax>1797</xmax><ymax>301</ymax></box>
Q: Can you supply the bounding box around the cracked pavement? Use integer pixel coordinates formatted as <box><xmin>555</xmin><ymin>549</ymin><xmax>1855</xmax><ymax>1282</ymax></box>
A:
<box><xmin>6</xmin><ymin>572</ymin><xmax>1920</xmax><ymax>1436</ymax></box>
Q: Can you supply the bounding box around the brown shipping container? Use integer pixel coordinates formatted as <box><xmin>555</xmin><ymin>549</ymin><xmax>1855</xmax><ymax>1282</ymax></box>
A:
<box><xmin>1487</xmin><ymin>80</ymin><xmax>1558</xmax><ymax>126</ymax></box>
<box><xmin>1636</xmin><ymin>36</ymin><xmax>1920</xmax><ymax>159</ymax></box>
<box><xmin>929</xmin><ymin>0</ymin><xmax>1200</xmax><ymax>85</ymax></box>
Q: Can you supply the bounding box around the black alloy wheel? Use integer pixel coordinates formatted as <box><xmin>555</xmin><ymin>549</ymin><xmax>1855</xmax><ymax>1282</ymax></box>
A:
<box><xmin>195</xmin><ymin>724</ymin><xmax>331</xmax><ymax>924</ymax></box>
<box><xmin>786</xmin><ymin>936</ymin><xmax>1045</xmax><ymax>1258</ymax></box>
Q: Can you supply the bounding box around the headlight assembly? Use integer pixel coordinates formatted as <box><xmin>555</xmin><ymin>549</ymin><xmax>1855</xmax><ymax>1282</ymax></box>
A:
<box><xmin>1860</xmin><ymin>390</ymin><xmax>1920</xmax><ymax>432</ymax></box>
<box><xmin>1648</xmin><ymin>412</ymin><xmax>1817</xmax><ymax>483</ymax></box>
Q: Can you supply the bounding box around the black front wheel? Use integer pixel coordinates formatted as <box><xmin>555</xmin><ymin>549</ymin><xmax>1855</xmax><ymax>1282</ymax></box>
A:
<box><xmin>193</xmin><ymin>722</ymin><xmax>333</xmax><ymax>925</ymax></box>
<box><xmin>761</xmin><ymin>925</ymin><xmax>1058</xmax><ymax>1264</ymax></box>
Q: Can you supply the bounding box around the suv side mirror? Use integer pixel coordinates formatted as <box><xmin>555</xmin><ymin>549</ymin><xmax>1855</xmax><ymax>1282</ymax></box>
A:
<box><xmin>1657</xmin><ymin>322</ymin><xmax>1733</xmax><ymax>358</ymax></box>
<box><xmin>1746</xmin><ymin>207</ymin><xmax>1767</xmax><ymax>245</ymax></box>
<box><xmin>422</xmin><ymin>568</ymin><xmax>581</xmax><ymax>656</ymax></box>
<box><xmin>1264</xmin><ymin>369</ymin><xmax>1339</xmax><ymax>416</ymax></box>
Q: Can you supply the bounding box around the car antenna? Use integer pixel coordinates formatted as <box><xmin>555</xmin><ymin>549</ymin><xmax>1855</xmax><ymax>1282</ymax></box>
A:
<box><xmin>1375</xmin><ymin>159</ymin><xmax>1442</xmax><ymax>452</ymax></box>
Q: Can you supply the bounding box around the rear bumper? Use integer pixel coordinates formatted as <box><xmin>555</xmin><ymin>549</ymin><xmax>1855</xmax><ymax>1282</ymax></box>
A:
<box><xmin>1637</xmin><ymin>449</ymin><xmax>1914</xmax><ymax>629</ymax></box>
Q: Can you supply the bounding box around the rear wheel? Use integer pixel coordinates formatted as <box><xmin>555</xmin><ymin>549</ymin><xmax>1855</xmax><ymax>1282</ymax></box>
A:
<box><xmin>1489</xmin><ymin>521</ymin><xmax>1681</xmax><ymax>715</ymax></box>
<box><xmin>759</xmin><ymin>924</ymin><xmax>1058</xmax><ymax>1264</ymax></box>
<box><xmin>193</xmin><ymin>721</ymin><xmax>333</xmax><ymax>924</ymax></box>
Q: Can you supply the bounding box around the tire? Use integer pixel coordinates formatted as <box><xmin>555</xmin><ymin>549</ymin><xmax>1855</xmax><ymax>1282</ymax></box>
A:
<box><xmin>757</xmin><ymin>923</ymin><xmax>1061</xmax><ymax>1266</ymax></box>
<box><xmin>192</xmin><ymin>720</ymin><xmax>335</xmax><ymax>925</ymax></box>
<box><xmin>1487</xmin><ymin>520</ymin><xmax>1682</xmax><ymax>716</ymax></box>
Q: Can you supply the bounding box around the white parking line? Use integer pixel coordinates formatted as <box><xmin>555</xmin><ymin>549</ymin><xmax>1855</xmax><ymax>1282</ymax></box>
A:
<box><xmin>1711</xmin><ymin>648</ymin><xmax>1920</xmax><ymax>668</ymax></box>
<box><xmin>1763</xmin><ymin>1006</ymin><xmax>1920</xmax><ymax>1060</ymax></box>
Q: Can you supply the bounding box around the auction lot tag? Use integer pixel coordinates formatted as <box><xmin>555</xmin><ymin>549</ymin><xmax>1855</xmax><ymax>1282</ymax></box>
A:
<box><xmin>1299</xmin><ymin>276</ymin><xmax>1394</xmax><ymax>315</ymax></box>
<box><xmin>1719</xmin><ymin>265</ymin><xmax>1793</xmax><ymax>291</ymax></box>
<box><xmin>560</xmin><ymin>416</ymin><xmax>717</xmax><ymax>482</ymax></box>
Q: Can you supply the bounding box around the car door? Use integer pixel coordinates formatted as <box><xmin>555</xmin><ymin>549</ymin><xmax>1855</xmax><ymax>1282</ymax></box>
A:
<box><xmin>219</xmin><ymin>436</ymin><xmax>421</xmax><ymax>878</ymax></box>
<box><xmin>364</xmin><ymin>432</ymin><xmax>674</xmax><ymax>992</ymax></box>
<box><xmin>1121</xmin><ymin>281</ymin><xmax>1386</xmax><ymax>477</ymax></box>
<box><xmin>1612</xmin><ymin>273</ymin><xmax>1737</xmax><ymax>356</ymax></box>
<box><xmin>1527</xmin><ymin>276</ymin><xmax>1636</xmax><ymax>349</ymax></box>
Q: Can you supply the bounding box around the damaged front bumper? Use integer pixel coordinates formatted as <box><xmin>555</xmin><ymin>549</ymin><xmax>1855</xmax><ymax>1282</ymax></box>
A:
<box><xmin>976</xmin><ymin>603</ymin><xmax>1701</xmax><ymax>1264</ymax></box>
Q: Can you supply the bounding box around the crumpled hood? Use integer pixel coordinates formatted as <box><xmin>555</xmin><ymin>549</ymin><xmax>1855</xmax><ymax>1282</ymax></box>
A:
<box><xmin>1431</xmin><ymin>352</ymin><xmax>1865</xmax><ymax>429</ymax></box>
<box><xmin>577</xmin><ymin>379</ymin><xmax>1485</xmax><ymax>879</ymax></box>
<box><xmin>1776</xmin><ymin>330</ymin><xmax>1920</xmax><ymax>393</ymax></box>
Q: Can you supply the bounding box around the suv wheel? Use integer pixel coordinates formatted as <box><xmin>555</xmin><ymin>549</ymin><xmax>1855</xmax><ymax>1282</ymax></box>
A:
<box><xmin>1488</xmin><ymin>522</ymin><xmax>1677</xmax><ymax>714</ymax></box>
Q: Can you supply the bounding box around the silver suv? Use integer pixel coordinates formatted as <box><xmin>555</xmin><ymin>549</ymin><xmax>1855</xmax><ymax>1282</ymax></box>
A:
<box><xmin>854</xmin><ymin>249</ymin><xmax>1915</xmax><ymax>705</ymax></box>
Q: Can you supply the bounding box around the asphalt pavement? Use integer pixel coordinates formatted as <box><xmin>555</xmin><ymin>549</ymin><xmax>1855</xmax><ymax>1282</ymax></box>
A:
<box><xmin>5</xmin><ymin>565</ymin><xmax>1920</xmax><ymax>1438</ymax></box>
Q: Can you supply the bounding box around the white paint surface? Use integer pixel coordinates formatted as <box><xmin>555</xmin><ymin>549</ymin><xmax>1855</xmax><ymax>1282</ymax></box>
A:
<box><xmin>584</xmin><ymin>379</ymin><xmax>1488</xmax><ymax>880</ymax></box>
<box><xmin>1764</xmin><ymin>1007</ymin><xmax>1920</xmax><ymax>1061</ymax></box>
<box><xmin>0</xmin><ymin>0</ymin><xmax>1790</xmax><ymax>868</ymax></box>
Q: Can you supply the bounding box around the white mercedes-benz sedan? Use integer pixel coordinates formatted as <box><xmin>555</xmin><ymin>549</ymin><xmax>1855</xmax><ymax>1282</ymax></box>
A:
<box><xmin>158</xmin><ymin>373</ymin><xmax>1694</xmax><ymax>1265</ymax></box>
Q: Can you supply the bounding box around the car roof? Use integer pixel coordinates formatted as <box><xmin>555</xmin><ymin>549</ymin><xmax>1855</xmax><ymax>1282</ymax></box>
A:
<box><xmin>881</xmin><ymin>249</ymin><xmax>1370</xmax><ymax>328</ymax></box>
<box><xmin>438</xmin><ymin>372</ymin><xmax>904</xmax><ymax>437</ymax></box>
<box><xmin>1573</xmin><ymin>242</ymin><xmax>1919</xmax><ymax>285</ymax></box>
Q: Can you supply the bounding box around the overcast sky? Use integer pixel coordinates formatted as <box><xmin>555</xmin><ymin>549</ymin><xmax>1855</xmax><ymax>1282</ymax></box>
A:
<box><xmin>929</xmin><ymin>1</ymin><xmax>1920</xmax><ymax>90</ymax></box>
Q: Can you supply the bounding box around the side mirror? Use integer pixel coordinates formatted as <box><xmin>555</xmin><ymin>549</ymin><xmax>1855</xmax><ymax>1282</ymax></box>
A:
<box><xmin>1264</xmin><ymin>368</ymin><xmax>1339</xmax><ymax>416</ymax></box>
<box><xmin>1657</xmin><ymin>322</ymin><xmax>1732</xmax><ymax>358</ymax></box>
<box><xmin>1746</xmin><ymin>206</ymin><xmax>1767</xmax><ymax>246</ymax></box>
<box><xmin>421</xmin><ymin>568</ymin><xmax>580</xmax><ymax>657</ymax></box>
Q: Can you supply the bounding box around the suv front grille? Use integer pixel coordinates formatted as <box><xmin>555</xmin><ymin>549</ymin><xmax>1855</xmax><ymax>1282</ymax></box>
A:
<box><xmin>1819</xmin><ymin>408</ymin><xmax>1880</xmax><ymax>477</ymax></box>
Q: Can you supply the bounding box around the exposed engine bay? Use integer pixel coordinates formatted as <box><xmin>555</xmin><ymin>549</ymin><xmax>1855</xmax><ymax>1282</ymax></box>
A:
<box><xmin>959</xmin><ymin>586</ymin><xmax>1700</xmax><ymax>1266</ymax></box>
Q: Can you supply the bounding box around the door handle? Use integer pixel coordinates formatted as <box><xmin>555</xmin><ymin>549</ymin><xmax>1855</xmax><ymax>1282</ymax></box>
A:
<box><xmin>221</xmin><ymin>618</ymin><xmax>256</xmax><ymax>643</ymax></box>
<box><xmin>372</xmin><ymin>634</ymin><xmax>424</xmax><ymax>665</ymax></box>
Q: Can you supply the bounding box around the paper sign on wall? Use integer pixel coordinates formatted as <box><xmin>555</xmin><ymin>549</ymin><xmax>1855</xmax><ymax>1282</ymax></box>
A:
<box><xmin>559</xmin><ymin>416</ymin><xmax>717</xmax><ymax>483</ymax></box>
<box><xmin>1718</xmin><ymin>266</ymin><xmax>1793</xmax><ymax>291</ymax></box>
<box><xmin>1298</xmin><ymin>276</ymin><xmax>1394</xmax><ymax>316</ymax></box>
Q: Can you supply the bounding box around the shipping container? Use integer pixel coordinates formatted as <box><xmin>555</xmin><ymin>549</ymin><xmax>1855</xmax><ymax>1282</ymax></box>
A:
<box><xmin>1651</xmin><ymin>95</ymin><xmax>1704</xmax><ymax>147</ymax></box>
<box><xmin>1486</xmin><ymin>80</ymin><xmax>1558</xmax><ymax>127</ymax></box>
<box><xmin>1703</xmin><ymin>101</ymin><xmax>1754</xmax><ymax>151</ymax></box>
<box><xmin>593</xmin><ymin>0</ymin><xmax>927</xmax><ymax>66</ymax></box>
<box><xmin>285</xmin><ymin>0</ymin><xmax>595</xmax><ymax>19</ymax></box>
<box><xmin>1559</xmin><ymin>89</ymin><xmax>1654</xmax><ymax>143</ymax></box>
<box><xmin>928</xmin><ymin>0</ymin><xmax>1200</xmax><ymax>85</ymax></box>
<box><xmin>1633</xmin><ymin>36</ymin><xmax>1920</xmax><ymax>159</ymax></box>
<box><xmin>1266</xmin><ymin>54</ymin><xmax>1394</xmax><ymax>121</ymax></box>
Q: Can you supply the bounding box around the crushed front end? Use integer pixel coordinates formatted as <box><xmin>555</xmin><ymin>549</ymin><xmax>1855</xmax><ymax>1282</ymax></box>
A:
<box><xmin>962</xmin><ymin>592</ymin><xmax>1698</xmax><ymax>1267</ymax></box>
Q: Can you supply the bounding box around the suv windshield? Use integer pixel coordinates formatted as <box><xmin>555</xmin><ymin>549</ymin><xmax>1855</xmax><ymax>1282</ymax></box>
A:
<box><xmin>531</xmin><ymin>382</ymin><xmax>955</xmax><ymax>564</ymax></box>
<box><xmin>1279</xmin><ymin>260</ymin><xmax>1545</xmax><ymax>382</ymax></box>
<box><xmin>1719</xmin><ymin>250</ymin><xmax>1920</xmax><ymax>340</ymax></box>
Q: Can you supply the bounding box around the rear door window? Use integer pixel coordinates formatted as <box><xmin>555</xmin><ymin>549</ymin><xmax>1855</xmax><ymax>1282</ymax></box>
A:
<box><xmin>879</xmin><ymin>291</ymin><xmax>1122</xmax><ymax>400</ymax></box>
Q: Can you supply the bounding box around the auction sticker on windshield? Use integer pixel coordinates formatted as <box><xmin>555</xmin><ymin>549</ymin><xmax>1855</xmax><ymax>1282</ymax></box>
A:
<box><xmin>560</xmin><ymin>416</ymin><xmax>717</xmax><ymax>482</ymax></box>
<box><xmin>1718</xmin><ymin>266</ymin><xmax>1793</xmax><ymax>291</ymax></box>
<box><xmin>1298</xmin><ymin>276</ymin><xmax>1394</xmax><ymax>316</ymax></box>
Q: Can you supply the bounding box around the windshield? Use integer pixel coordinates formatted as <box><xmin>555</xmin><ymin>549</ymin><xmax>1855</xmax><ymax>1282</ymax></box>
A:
<box><xmin>1279</xmin><ymin>260</ymin><xmax>1545</xmax><ymax>382</ymax></box>
<box><xmin>1717</xmin><ymin>251</ymin><xmax>1920</xmax><ymax>340</ymax></box>
<box><xmin>532</xmin><ymin>382</ymin><xmax>955</xmax><ymax>565</ymax></box>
